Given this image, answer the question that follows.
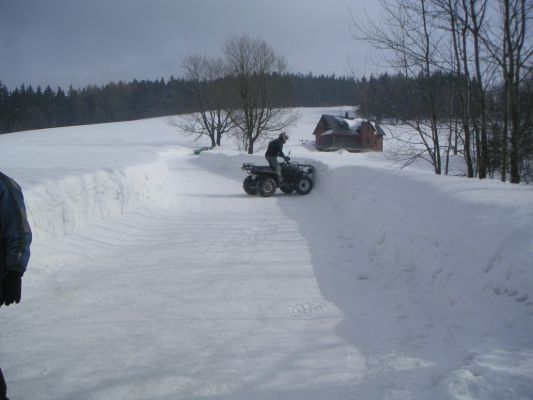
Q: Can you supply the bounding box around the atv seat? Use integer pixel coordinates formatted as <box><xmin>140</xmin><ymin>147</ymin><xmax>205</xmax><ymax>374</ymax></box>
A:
<box><xmin>251</xmin><ymin>166</ymin><xmax>277</xmax><ymax>174</ymax></box>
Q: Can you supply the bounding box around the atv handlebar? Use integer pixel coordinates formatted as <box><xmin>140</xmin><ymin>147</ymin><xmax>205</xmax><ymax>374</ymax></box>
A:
<box><xmin>241</xmin><ymin>163</ymin><xmax>255</xmax><ymax>171</ymax></box>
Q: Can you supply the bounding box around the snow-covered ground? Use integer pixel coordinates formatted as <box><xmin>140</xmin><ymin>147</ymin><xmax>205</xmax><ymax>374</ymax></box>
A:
<box><xmin>1</xmin><ymin>107</ymin><xmax>532</xmax><ymax>400</ymax></box>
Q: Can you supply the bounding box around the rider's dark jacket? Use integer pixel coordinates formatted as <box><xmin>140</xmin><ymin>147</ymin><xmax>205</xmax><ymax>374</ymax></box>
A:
<box><xmin>265</xmin><ymin>138</ymin><xmax>286</xmax><ymax>158</ymax></box>
<box><xmin>0</xmin><ymin>172</ymin><xmax>32</xmax><ymax>280</ymax></box>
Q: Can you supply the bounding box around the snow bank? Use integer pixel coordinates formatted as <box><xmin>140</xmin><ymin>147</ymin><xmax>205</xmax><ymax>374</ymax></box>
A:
<box><xmin>447</xmin><ymin>350</ymin><xmax>533</xmax><ymax>400</ymax></box>
<box><xmin>25</xmin><ymin>159</ymin><xmax>170</xmax><ymax>241</ymax></box>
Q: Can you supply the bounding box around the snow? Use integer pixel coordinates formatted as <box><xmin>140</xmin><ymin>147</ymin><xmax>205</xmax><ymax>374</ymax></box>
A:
<box><xmin>1</xmin><ymin>107</ymin><xmax>532</xmax><ymax>399</ymax></box>
<box><xmin>334</xmin><ymin>116</ymin><xmax>365</xmax><ymax>131</ymax></box>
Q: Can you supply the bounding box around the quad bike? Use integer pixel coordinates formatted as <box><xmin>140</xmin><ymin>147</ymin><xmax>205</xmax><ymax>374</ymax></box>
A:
<box><xmin>241</xmin><ymin>157</ymin><xmax>315</xmax><ymax>197</ymax></box>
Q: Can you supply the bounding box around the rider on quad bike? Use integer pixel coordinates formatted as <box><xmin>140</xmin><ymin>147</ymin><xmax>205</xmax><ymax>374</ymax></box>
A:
<box><xmin>242</xmin><ymin>133</ymin><xmax>315</xmax><ymax>197</ymax></box>
<box><xmin>265</xmin><ymin>132</ymin><xmax>289</xmax><ymax>183</ymax></box>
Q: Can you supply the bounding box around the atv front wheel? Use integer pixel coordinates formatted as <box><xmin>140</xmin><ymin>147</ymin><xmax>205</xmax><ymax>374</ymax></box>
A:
<box><xmin>243</xmin><ymin>176</ymin><xmax>258</xmax><ymax>195</ymax></box>
<box><xmin>259</xmin><ymin>178</ymin><xmax>276</xmax><ymax>197</ymax></box>
<box><xmin>295</xmin><ymin>176</ymin><xmax>313</xmax><ymax>195</ymax></box>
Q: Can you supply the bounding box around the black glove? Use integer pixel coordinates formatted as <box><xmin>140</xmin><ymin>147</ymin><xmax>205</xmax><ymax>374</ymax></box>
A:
<box><xmin>0</xmin><ymin>271</ymin><xmax>23</xmax><ymax>307</ymax></box>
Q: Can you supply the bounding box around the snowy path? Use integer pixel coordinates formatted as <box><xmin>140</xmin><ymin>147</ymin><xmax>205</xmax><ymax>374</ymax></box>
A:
<box><xmin>2</xmin><ymin>156</ymin><xmax>363</xmax><ymax>400</ymax></box>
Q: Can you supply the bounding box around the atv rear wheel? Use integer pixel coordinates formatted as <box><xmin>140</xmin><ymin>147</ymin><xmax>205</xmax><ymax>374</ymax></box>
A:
<box><xmin>259</xmin><ymin>178</ymin><xmax>276</xmax><ymax>197</ymax></box>
<box><xmin>279</xmin><ymin>183</ymin><xmax>294</xmax><ymax>194</ymax></box>
<box><xmin>295</xmin><ymin>176</ymin><xmax>313</xmax><ymax>195</ymax></box>
<box><xmin>243</xmin><ymin>176</ymin><xmax>258</xmax><ymax>195</ymax></box>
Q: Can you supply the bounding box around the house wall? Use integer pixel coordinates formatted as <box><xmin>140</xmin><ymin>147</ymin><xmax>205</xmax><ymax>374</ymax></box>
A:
<box><xmin>313</xmin><ymin>117</ymin><xmax>328</xmax><ymax>145</ymax></box>
<box><xmin>359</xmin><ymin>123</ymin><xmax>377</xmax><ymax>150</ymax></box>
<box><xmin>314</xmin><ymin>129</ymin><xmax>327</xmax><ymax>145</ymax></box>
<box><xmin>318</xmin><ymin>135</ymin><xmax>333</xmax><ymax>146</ymax></box>
<box><xmin>360</xmin><ymin>122</ymin><xmax>383</xmax><ymax>152</ymax></box>
<box><xmin>360</xmin><ymin>125</ymin><xmax>373</xmax><ymax>148</ymax></box>
<box><xmin>374</xmin><ymin>136</ymin><xmax>383</xmax><ymax>151</ymax></box>
<box><xmin>316</xmin><ymin>134</ymin><xmax>359</xmax><ymax>150</ymax></box>
<box><xmin>332</xmin><ymin>135</ymin><xmax>358</xmax><ymax>148</ymax></box>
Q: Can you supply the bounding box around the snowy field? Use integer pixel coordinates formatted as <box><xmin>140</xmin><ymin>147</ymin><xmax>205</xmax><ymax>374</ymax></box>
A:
<box><xmin>1</xmin><ymin>107</ymin><xmax>532</xmax><ymax>400</ymax></box>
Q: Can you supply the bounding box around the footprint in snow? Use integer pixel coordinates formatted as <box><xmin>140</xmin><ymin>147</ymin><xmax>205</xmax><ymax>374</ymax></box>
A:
<box><xmin>287</xmin><ymin>302</ymin><xmax>327</xmax><ymax>318</ymax></box>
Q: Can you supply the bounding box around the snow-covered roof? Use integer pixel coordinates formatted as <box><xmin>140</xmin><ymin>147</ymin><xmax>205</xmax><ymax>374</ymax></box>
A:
<box><xmin>334</xmin><ymin>117</ymin><xmax>365</xmax><ymax>131</ymax></box>
<box><xmin>317</xmin><ymin>115</ymin><xmax>385</xmax><ymax>137</ymax></box>
<box><xmin>319</xmin><ymin>115</ymin><xmax>366</xmax><ymax>135</ymax></box>
<box><xmin>370</xmin><ymin>121</ymin><xmax>386</xmax><ymax>136</ymax></box>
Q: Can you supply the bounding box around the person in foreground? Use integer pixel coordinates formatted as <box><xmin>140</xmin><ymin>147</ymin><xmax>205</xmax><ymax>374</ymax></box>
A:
<box><xmin>265</xmin><ymin>131</ymin><xmax>289</xmax><ymax>182</ymax></box>
<box><xmin>0</xmin><ymin>171</ymin><xmax>32</xmax><ymax>400</ymax></box>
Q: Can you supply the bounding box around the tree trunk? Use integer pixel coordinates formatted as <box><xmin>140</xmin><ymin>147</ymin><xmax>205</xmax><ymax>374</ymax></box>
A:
<box><xmin>421</xmin><ymin>0</ymin><xmax>441</xmax><ymax>175</ymax></box>
<box><xmin>460</xmin><ymin>0</ymin><xmax>475</xmax><ymax>177</ymax></box>
<box><xmin>503</xmin><ymin>0</ymin><xmax>528</xmax><ymax>184</ymax></box>
<box><xmin>248</xmin><ymin>139</ymin><xmax>254</xmax><ymax>154</ymax></box>
<box><xmin>469</xmin><ymin>0</ymin><xmax>489</xmax><ymax>179</ymax></box>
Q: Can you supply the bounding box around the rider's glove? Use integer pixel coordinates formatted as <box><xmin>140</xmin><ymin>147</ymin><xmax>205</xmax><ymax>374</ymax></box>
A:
<box><xmin>0</xmin><ymin>271</ymin><xmax>23</xmax><ymax>306</ymax></box>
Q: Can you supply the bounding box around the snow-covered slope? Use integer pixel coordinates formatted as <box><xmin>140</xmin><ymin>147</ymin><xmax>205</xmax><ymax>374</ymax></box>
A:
<box><xmin>1</xmin><ymin>107</ymin><xmax>532</xmax><ymax>400</ymax></box>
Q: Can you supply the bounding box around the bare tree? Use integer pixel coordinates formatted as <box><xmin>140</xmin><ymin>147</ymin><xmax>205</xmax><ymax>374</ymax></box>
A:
<box><xmin>351</xmin><ymin>0</ymin><xmax>444</xmax><ymax>174</ymax></box>
<box><xmin>435</xmin><ymin>0</ymin><xmax>532</xmax><ymax>182</ymax></box>
<box><xmin>501</xmin><ymin>0</ymin><xmax>532</xmax><ymax>183</ymax></box>
<box><xmin>433</xmin><ymin>0</ymin><xmax>483</xmax><ymax>177</ymax></box>
<box><xmin>450</xmin><ymin>0</ymin><xmax>475</xmax><ymax>176</ymax></box>
<box><xmin>177</xmin><ymin>54</ymin><xmax>233</xmax><ymax>147</ymax></box>
<box><xmin>353</xmin><ymin>0</ymin><xmax>532</xmax><ymax>182</ymax></box>
<box><xmin>465</xmin><ymin>0</ymin><xmax>490</xmax><ymax>178</ymax></box>
<box><xmin>477</xmin><ymin>0</ymin><xmax>532</xmax><ymax>182</ymax></box>
<box><xmin>222</xmin><ymin>35</ymin><xmax>298</xmax><ymax>154</ymax></box>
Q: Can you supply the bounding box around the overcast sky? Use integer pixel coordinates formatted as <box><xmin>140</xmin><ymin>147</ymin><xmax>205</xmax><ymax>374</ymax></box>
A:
<box><xmin>1</xmin><ymin>0</ymin><xmax>386</xmax><ymax>90</ymax></box>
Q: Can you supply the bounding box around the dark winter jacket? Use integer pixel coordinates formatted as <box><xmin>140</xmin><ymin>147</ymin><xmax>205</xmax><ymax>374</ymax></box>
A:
<box><xmin>0</xmin><ymin>172</ymin><xmax>32</xmax><ymax>280</ymax></box>
<box><xmin>265</xmin><ymin>138</ymin><xmax>285</xmax><ymax>158</ymax></box>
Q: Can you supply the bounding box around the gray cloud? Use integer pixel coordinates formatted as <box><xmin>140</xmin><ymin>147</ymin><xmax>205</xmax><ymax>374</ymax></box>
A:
<box><xmin>1</xmin><ymin>0</ymin><xmax>385</xmax><ymax>89</ymax></box>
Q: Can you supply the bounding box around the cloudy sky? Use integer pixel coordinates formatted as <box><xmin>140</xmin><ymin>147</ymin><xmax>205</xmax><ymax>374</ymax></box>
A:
<box><xmin>1</xmin><ymin>0</ymin><xmax>386</xmax><ymax>90</ymax></box>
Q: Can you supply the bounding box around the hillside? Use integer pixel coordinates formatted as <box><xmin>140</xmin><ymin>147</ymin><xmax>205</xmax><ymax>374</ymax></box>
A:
<box><xmin>1</xmin><ymin>107</ymin><xmax>532</xmax><ymax>400</ymax></box>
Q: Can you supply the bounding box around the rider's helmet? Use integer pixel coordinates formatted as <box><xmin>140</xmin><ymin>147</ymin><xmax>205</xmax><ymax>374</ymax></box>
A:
<box><xmin>279</xmin><ymin>132</ymin><xmax>288</xmax><ymax>143</ymax></box>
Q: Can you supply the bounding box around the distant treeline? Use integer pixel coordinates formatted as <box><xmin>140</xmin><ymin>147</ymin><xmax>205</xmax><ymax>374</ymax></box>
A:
<box><xmin>0</xmin><ymin>74</ymin><xmax>358</xmax><ymax>134</ymax></box>
<box><xmin>0</xmin><ymin>71</ymin><xmax>493</xmax><ymax>134</ymax></box>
